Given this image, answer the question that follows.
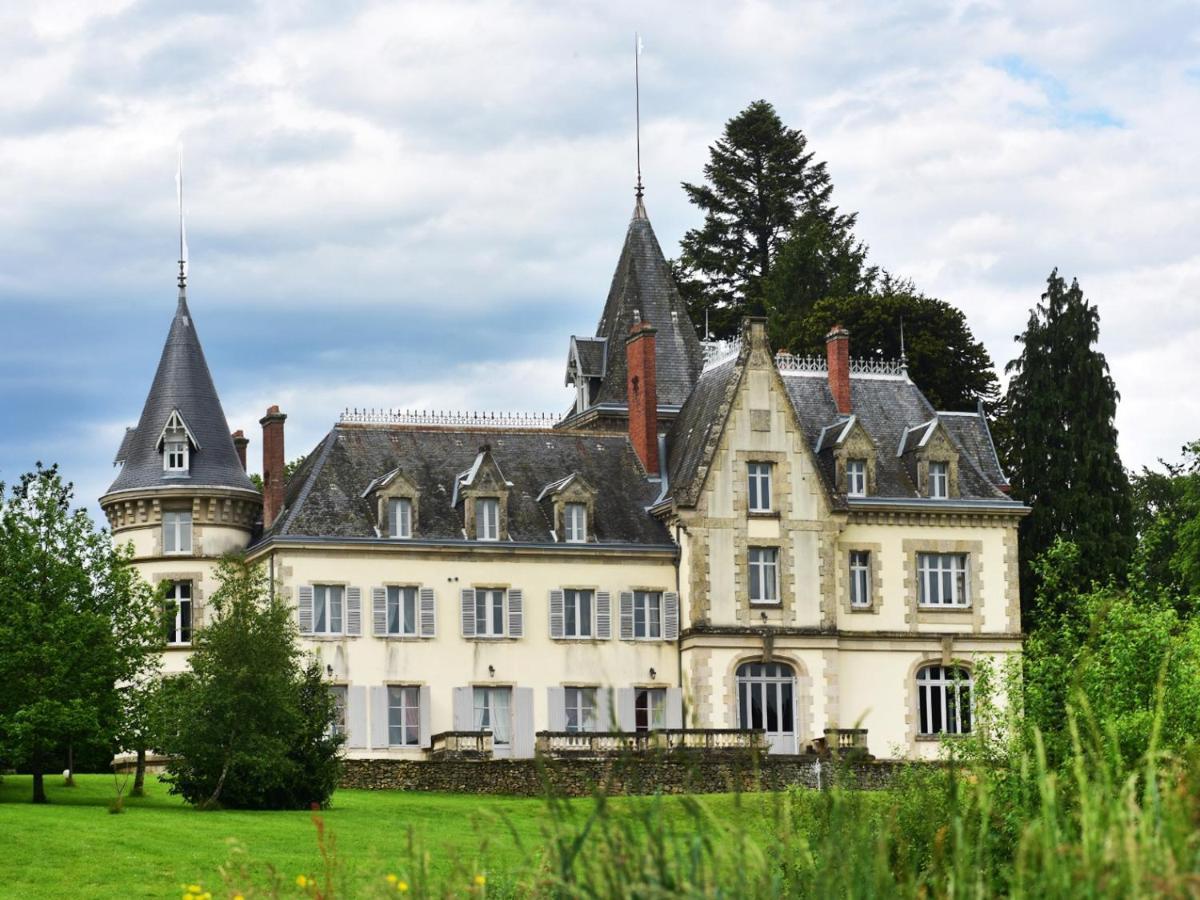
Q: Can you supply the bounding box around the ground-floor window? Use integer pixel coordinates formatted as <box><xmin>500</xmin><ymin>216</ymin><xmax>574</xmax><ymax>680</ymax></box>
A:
<box><xmin>564</xmin><ymin>687</ymin><xmax>596</xmax><ymax>732</ymax></box>
<box><xmin>329</xmin><ymin>685</ymin><xmax>347</xmax><ymax>737</ymax></box>
<box><xmin>916</xmin><ymin>665</ymin><xmax>972</xmax><ymax>735</ymax></box>
<box><xmin>388</xmin><ymin>685</ymin><xmax>420</xmax><ymax>746</ymax></box>
<box><xmin>737</xmin><ymin>661</ymin><xmax>795</xmax><ymax>737</ymax></box>
<box><xmin>634</xmin><ymin>687</ymin><xmax>666</xmax><ymax>732</ymax></box>
<box><xmin>473</xmin><ymin>686</ymin><xmax>512</xmax><ymax>745</ymax></box>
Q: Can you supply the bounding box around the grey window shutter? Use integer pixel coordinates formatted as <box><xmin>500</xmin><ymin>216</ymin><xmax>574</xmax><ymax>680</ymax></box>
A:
<box><xmin>595</xmin><ymin>591</ymin><xmax>612</xmax><ymax>639</ymax></box>
<box><xmin>508</xmin><ymin>589</ymin><xmax>523</xmax><ymax>638</ymax></box>
<box><xmin>418</xmin><ymin>684</ymin><xmax>432</xmax><ymax>748</ymax></box>
<box><xmin>595</xmin><ymin>687</ymin><xmax>613</xmax><ymax>732</ymax></box>
<box><xmin>387</xmin><ymin>498</ymin><xmax>397</xmax><ymax>537</ymax></box>
<box><xmin>549</xmin><ymin>590</ymin><xmax>564</xmax><ymax>638</ymax></box>
<box><xmin>665</xmin><ymin>687</ymin><xmax>683</xmax><ymax>729</ymax></box>
<box><xmin>663</xmin><ymin>591</ymin><xmax>679</xmax><ymax>641</ymax></box>
<box><xmin>513</xmin><ymin>687</ymin><xmax>535</xmax><ymax>758</ymax></box>
<box><xmin>619</xmin><ymin>591</ymin><xmax>634</xmax><ymax>640</ymax></box>
<box><xmin>617</xmin><ymin>687</ymin><xmax>636</xmax><ymax>732</ymax></box>
<box><xmin>370</xmin><ymin>685</ymin><xmax>389</xmax><ymax>749</ymax></box>
<box><xmin>347</xmin><ymin>685</ymin><xmax>367</xmax><ymax>749</ymax></box>
<box><xmin>346</xmin><ymin>587</ymin><xmax>362</xmax><ymax>636</ymax></box>
<box><xmin>460</xmin><ymin>588</ymin><xmax>475</xmax><ymax>638</ymax></box>
<box><xmin>452</xmin><ymin>686</ymin><xmax>473</xmax><ymax>730</ymax></box>
<box><xmin>547</xmin><ymin>686</ymin><xmax>566</xmax><ymax>731</ymax></box>
<box><xmin>298</xmin><ymin>585</ymin><xmax>314</xmax><ymax>634</ymax></box>
<box><xmin>419</xmin><ymin>587</ymin><xmax>437</xmax><ymax>637</ymax></box>
<box><xmin>372</xmin><ymin>587</ymin><xmax>387</xmax><ymax>635</ymax></box>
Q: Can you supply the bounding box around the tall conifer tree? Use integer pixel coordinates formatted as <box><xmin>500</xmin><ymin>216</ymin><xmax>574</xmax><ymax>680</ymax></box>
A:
<box><xmin>1001</xmin><ymin>270</ymin><xmax>1134</xmax><ymax>617</ymax></box>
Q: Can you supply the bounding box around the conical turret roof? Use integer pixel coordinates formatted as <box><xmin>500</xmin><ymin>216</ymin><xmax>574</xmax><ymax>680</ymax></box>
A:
<box><xmin>589</xmin><ymin>198</ymin><xmax>704</xmax><ymax>408</ymax></box>
<box><xmin>105</xmin><ymin>290</ymin><xmax>257</xmax><ymax>497</ymax></box>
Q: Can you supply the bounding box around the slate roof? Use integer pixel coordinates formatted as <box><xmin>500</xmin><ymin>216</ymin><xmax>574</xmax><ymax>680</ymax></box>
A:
<box><xmin>575</xmin><ymin>198</ymin><xmax>705</xmax><ymax>409</ymax></box>
<box><xmin>939</xmin><ymin>411</ymin><xmax>1009</xmax><ymax>489</ymax></box>
<box><xmin>569</xmin><ymin>337</ymin><xmax>607</xmax><ymax>380</ymax></box>
<box><xmin>105</xmin><ymin>291</ymin><xmax>258</xmax><ymax>497</ymax></box>
<box><xmin>261</xmin><ymin>425</ymin><xmax>672</xmax><ymax>546</ymax></box>
<box><xmin>666</xmin><ymin>355</ymin><xmax>743</xmax><ymax>507</ymax></box>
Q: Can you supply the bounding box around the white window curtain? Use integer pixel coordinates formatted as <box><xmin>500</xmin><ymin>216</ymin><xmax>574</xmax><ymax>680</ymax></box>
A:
<box><xmin>474</xmin><ymin>686</ymin><xmax>512</xmax><ymax>744</ymax></box>
<box><xmin>314</xmin><ymin>585</ymin><xmax>345</xmax><ymax>633</ymax></box>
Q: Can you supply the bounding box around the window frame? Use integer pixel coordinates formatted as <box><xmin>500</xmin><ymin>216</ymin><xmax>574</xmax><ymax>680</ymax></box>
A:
<box><xmin>747</xmin><ymin>462</ymin><xmax>773</xmax><ymax>513</ymax></box>
<box><xmin>633</xmin><ymin>590</ymin><xmax>662</xmax><ymax>639</ymax></box>
<box><xmin>473</xmin><ymin>685</ymin><xmax>513</xmax><ymax>745</ymax></box>
<box><xmin>313</xmin><ymin>584</ymin><xmax>346</xmax><ymax>635</ymax></box>
<box><xmin>748</xmin><ymin>547</ymin><xmax>780</xmax><ymax>604</ymax></box>
<box><xmin>389</xmin><ymin>497</ymin><xmax>413</xmax><ymax>538</ymax></box>
<box><xmin>385</xmin><ymin>585</ymin><xmax>419</xmax><ymax>636</ymax></box>
<box><xmin>564</xmin><ymin>686</ymin><xmax>597</xmax><ymax>733</ymax></box>
<box><xmin>564</xmin><ymin>502</ymin><xmax>587</xmax><ymax>543</ymax></box>
<box><xmin>846</xmin><ymin>458</ymin><xmax>867</xmax><ymax>497</ymax></box>
<box><xmin>916</xmin><ymin>665</ymin><xmax>973</xmax><ymax>736</ymax></box>
<box><xmin>387</xmin><ymin>684</ymin><xmax>421</xmax><ymax>747</ymax></box>
<box><xmin>165</xmin><ymin>580</ymin><xmax>192</xmax><ymax>645</ymax></box>
<box><xmin>849</xmin><ymin>550</ymin><xmax>872</xmax><ymax>608</ymax></box>
<box><xmin>163</xmin><ymin>439</ymin><xmax>189</xmax><ymax>473</ymax></box>
<box><xmin>475</xmin><ymin>497</ymin><xmax>500</xmax><ymax>541</ymax></box>
<box><xmin>329</xmin><ymin>685</ymin><xmax>348</xmax><ymax>738</ymax></box>
<box><xmin>562</xmin><ymin>588</ymin><xmax>594</xmax><ymax>639</ymax></box>
<box><xmin>929</xmin><ymin>461</ymin><xmax>949</xmax><ymax>499</ymax></box>
<box><xmin>162</xmin><ymin>510</ymin><xmax>192</xmax><ymax>555</ymax></box>
<box><xmin>634</xmin><ymin>687</ymin><xmax>667</xmax><ymax>732</ymax></box>
<box><xmin>916</xmin><ymin>553</ymin><xmax>971</xmax><ymax>608</ymax></box>
<box><xmin>474</xmin><ymin>588</ymin><xmax>507</xmax><ymax>637</ymax></box>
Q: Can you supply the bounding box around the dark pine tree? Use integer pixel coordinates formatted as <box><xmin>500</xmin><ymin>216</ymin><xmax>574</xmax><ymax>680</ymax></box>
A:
<box><xmin>1000</xmin><ymin>270</ymin><xmax>1134</xmax><ymax>619</ymax></box>
<box><xmin>677</xmin><ymin>100</ymin><xmax>860</xmax><ymax>339</ymax></box>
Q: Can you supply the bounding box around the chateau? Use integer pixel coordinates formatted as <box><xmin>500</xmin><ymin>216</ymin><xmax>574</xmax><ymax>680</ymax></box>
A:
<box><xmin>101</xmin><ymin>193</ymin><xmax>1026</xmax><ymax>761</ymax></box>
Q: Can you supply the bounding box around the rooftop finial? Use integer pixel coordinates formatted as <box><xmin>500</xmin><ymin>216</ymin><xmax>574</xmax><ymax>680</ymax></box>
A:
<box><xmin>175</xmin><ymin>143</ymin><xmax>189</xmax><ymax>294</ymax></box>
<box><xmin>634</xmin><ymin>32</ymin><xmax>644</xmax><ymax>201</ymax></box>
<box><xmin>899</xmin><ymin>316</ymin><xmax>908</xmax><ymax>372</ymax></box>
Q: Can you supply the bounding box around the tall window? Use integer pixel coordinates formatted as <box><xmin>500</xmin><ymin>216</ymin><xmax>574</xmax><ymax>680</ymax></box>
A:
<box><xmin>475</xmin><ymin>498</ymin><xmax>500</xmax><ymax>541</ymax></box>
<box><xmin>564</xmin><ymin>589</ymin><xmax>593</xmax><ymax>638</ymax></box>
<box><xmin>389</xmin><ymin>498</ymin><xmax>412</xmax><ymax>538</ymax></box>
<box><xmin>749</xmin><ymin>547</ymin><xmax>779</xmax><ymax>603</ymax></box>
<box><xmin>473</xmin><ymin>686</ymin><xmax>512</xmax><ymax>745</ymax></box>
<box><xmin>564</xmin><ymin>687</ymin><xmax>597</xmax><ymax>732</ymax></box>
<box><xmin>917</xmin><ymin>665</ymin><xmax>972</xmax><ymax>735</ymax></box>
<box><xmin>747</xmin><ymin>462</ymin><xmax>773</xmax><ymax>512</ymax></box>
<box><xmin>388</xmin><ymin>685</ymin><xmax>420</xmax><ymax>746</ymax></box>
<box><xmin>633</xmin><ymin>591</ymin><xmax>662</xmax><ymax>639</ymax></box>
<box><xmin>164</xmin><ymin>439</ymin><xmax>188</xmax><ymax>473</ymax></box>
<box><xmin>564</xmin><ymin>503</ymin><xmax>587</xmax><ymax>543</ymax></box>
<box><xmin>917</xmin><ymin>553</ymin><xmax>970</xmax><ymax>607</ymax></box>
<box><xmin>314</xmin><ymin>584</ymin><xmax>345</xmax><ymax>634</ymax></box>
<box><xmin>846</xmin><ymin>459</ymin><xmax>867</xmax><ymax>497</ymax></box>
<box><xmin>387</xmin><ymin>586</ymin><xmax>418</xmax><ymax>636</ymax></box>
<box><xmin>165</xmin><ymin>580</ymin><xmax>192</xmax><ymax>645</ymax></box>
<box><xmin>737</xmin><ymin>662</ymin><xmax>796</xmax><ymax>743</ymax></box>
<box><xmin>849</xmin><ymin>551</ymin><xmax>871</xmax><ymax>608</ymax></box>
<box><xmin>162</xmin><ymin>510</ymin><xmax>192</xmax><ymax>555</ymax></box>
<box><xmin>635</xmin><ymin>687</ymin><xmax>666</xmax><ymax>732</ymax></box>
<box><xmin>474</xmin><ymin>588</ymin><xmax>506</xmax><ymax>637</ymax></box>
<box><xmin>329</xmin><ymin>685</ymin><xmax>348</xmax><ymax>737</ymax></box>
<box><xmin>929</xmin><ymin>461</ymin><xmax>949</xmax><ymax>499</ymax></box>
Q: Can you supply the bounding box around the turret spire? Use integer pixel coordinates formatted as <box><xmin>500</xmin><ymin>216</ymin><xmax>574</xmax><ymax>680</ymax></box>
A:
<box><xmin>175</xmin><ymin>144</ymin><xmax>189</xmax><ymax>297</ymax></box>
<box><xmin>634</xmin><ymin>32</ymin><xmax>644</xmax><ymax>201</ymax></box>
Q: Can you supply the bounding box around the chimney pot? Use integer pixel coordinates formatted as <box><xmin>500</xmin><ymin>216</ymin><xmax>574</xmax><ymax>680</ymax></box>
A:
<box><xmin>260</xmin><ymin>406</ymin><xmax>287</xmax><ymax>528</ymax></box>
<box><xmin>626</xmin><ymin>322</ymin><xmax>659</xmax><ymax>474</ymax></box>
<box><xmin>231</xmin><ymin>429</ymin><xmax>249</xmax><ymax>472</ymax></box>
<box><xmin>825</xmin><ymin>324</ymin><xmax>852</xmax><ymax>414</ymax></box>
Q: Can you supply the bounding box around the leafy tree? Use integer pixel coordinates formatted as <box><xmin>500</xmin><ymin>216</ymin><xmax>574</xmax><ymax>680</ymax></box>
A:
<box><xmin>781</xmin><ymin>276</ymin><xmax>1000</xmax><ymax>409</ymax></box>
<box><xmin>157</xmin><ymin>555</ymin><xmax>342</xmax><ymax>809</ymax></box>
<box><xmin>678</xmin><ymin>100</ymin><xmax>860</xmax><ymax>338</ymax></box>
<box><xmin>999</xmin><ymin>271</ymin><xmax>1134</xmax><ymax>615</ymax></box>
<box><xmin>248</xmin><ymin>454</ymin><xmax>307</xmax><ymax>493</ymax></box>
<box><xmin>1129</xmin><ymin>442</ymin><xmax>1200</xmax><ymax>612</ymax></box>
<box><xmin>0</xmin><ymin>463</ymin><xmax>161</xmax><ymax>803</ymax></box>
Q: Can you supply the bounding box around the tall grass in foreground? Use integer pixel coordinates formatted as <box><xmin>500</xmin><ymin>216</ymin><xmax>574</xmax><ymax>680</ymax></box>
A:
<box><xmin>206</xmin><ymin>714</ymin><xmax>1200</xmax><ymax>899</ymax></box>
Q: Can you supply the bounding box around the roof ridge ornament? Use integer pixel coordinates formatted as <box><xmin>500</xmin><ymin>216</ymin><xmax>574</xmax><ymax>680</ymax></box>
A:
<box><xmin>339</xmin><ymin>409</ymin><xmax>559</xmax><ymax>429</ymax></box>
<box><xmin>175</xmin><ymin>143</ymin><xmax>189</xmax><ymax>298</ymax></box>
<box><xmin>634</xmin><ymin>32</ymin><xmax>644</xmax><ymax>202</ymax></box>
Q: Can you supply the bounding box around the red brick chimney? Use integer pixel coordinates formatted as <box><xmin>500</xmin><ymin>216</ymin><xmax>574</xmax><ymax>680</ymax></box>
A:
<box><xmin>626</xmin><ymin>320</ymin><xmax>659</xmax><ymax>475</ymax></box>
<box><xmin>231</xmin><ymin>430</ymin><xmax>249</xmax><ymax>472</ymax></box>
<box><xmin>826</xmin><ymin>324</ymin><xmax>851</xmax><ymax>414</ymax></box>
<box><xmin>260</xmin><ymin>405</ymin><xmax>287</xmax><ymax>528</ymax></box>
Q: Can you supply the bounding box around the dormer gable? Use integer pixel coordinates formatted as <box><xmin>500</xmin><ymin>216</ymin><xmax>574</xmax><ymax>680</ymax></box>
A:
<box><xmin>454</xmin><ymin>445</ymin><xmax>512</xmax><ymax>541</ymax></box>
<box><xmin>819</xmin><ymin>415</ymin><xmax>878</xmax><ymax>497</ymax></box>
<box><xmin>157</xmin><ymin>409</ymin><xmax>199</xmax><ymax>475</ymax></box>
<box><xmin>362</xmin><ymin>467</ymin><xmax>421</xmax><ymax>538</ymax></box>
<box><xmin>897</xmin><ymin>418</ymin><xmax>960</xmax><ymax>498</ymax></box>
<box><xmin>537</xmin><ymin>473</ymin><xmax>599</xmax><ymax>543</ymax></box>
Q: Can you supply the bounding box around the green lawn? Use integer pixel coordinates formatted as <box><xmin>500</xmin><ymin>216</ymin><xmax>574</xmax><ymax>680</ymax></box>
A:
<box><xmin>0</xmin><ymin>774</ymin><xmax>778</xmax><ymax>899</ymax></box>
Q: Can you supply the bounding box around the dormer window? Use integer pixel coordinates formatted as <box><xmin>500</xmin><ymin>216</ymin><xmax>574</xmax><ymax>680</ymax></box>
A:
<box><xmin>164</xmin><ymin>439</ymin><xmax>188</xmax><ymax>473</ymax></box>
<box><xmin>847</xmin><ymin>459</ymin><xmax>867</xmax><ymax>497</ymax></box>
<box><xmin>565</xmin><ymin>503</ymin><xmax>587</xmax><ymax>543</ymax></box>
<box><xmin>929</xmin><ymin>461</ymin><xmax>949</xmax><ymax>499</ymax></box>
<box><xmin>476</xmin><ymin>498</ymin><xmax>500</xmax><ymax>541</ymax></box>
<box><xmin>389</xmin><ymin>497</ymin><xmax>413</xmax><ymax>538</ymax></box>
<box><xmin>157</xmin><ymin>410</ymin><xmax>197</xmax><ymax>476</ymax></box>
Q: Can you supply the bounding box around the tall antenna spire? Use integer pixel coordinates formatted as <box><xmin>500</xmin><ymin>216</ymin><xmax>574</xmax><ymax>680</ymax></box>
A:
<box><xmin>634</xmin><ymin>32</ymin><xmax>644</xmax><ymax>200</ymax></box>
<box><xmin>175</xmin><ymin>143</ymin><xmax>189</xmax><ymax>295</ymax></box>
<box><xmin>899</xmin><ymin>316</ymin><xmax>908</xmax><ymax>372</ymax></box>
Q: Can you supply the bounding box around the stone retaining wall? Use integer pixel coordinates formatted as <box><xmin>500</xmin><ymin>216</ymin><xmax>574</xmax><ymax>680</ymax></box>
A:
<box><xmin>339</xmin><ymin>752</ymin><xmax>908</xmax><ymax>796</ymax></box>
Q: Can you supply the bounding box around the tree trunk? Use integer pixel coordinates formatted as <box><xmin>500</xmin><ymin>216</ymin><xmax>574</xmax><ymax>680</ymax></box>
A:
<box><xmin>32</xmin><ymin>768</ymin><xmax>47</xmax><ymax>804</ymax></box>
<box><xmin>132</xmin><ymin>748</ymin><xmax>146</xmax><ymax>797</ymax></box>
<box><xmin>203</xmin><ymin>749</ymin><xmax>233</xmax><ymax>810</ymax></box>
<box><xmin>65</xmin><ymin>743</ymin><xmax>75</xmax><ymax>787</ymax></box>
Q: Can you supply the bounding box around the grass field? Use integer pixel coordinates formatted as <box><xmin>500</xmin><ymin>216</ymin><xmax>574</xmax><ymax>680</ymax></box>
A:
<box><xmin>0</xmin><ymin>774</ymin><xmax>775</xmax><ymax>899</ymax></box>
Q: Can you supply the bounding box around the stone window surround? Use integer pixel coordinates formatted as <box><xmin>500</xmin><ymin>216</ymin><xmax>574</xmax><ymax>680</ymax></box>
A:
<box><xmin>746</xmin><ymin>542</ymin><xmax>786</xmax><ymax>607</ymax></box>
<box><xmin>901</xmin><ymin>539</ymin><xmax>985</xmax><ymax>632</ymax></box>
<box><xmin>745</xmin><ymin>460</ymin><xmax>776</xmax><ymax>515</ymax></box>
<box><xmin>151</xmin><ymin>571</ymin><xmax>205</xmax><ymax>648</ymax></box>
<box><xmin>831</xmin><ymin>421</ymin><xmax>878</xmax><ymax>496</ymax></box>
<box><xmin>158</xmin><ymin>501</ymin><xmax>194</xmax><ymax>558</ymax></box>
<box><xmin>837</xmin><ymin>542</ymin><xmax>883</xmax><ymax>616</ymax></box>
<box><xmin>905</xmin><ymin>653</ymin><xmax>975</xmax><ymax>746</ymax></box>
<box><xmin>548</xmin><ymin>477</ymin><xmax>598</xmax><ymax>544</ymax></box>
<box><xmin>463</xmin><ymin>489</ymin><xmax>509</xmax><ymax>541</ymax></box>
<box><xmin>915</xmin><ymin>449</ymin><xmax>960</xmax><ymax>499</ymax></box>
<box><xmin>373</xmin><ymin>473</ymin><xmax>420</xmax><ymax>538</ymax></box>
<box><xmin>729</xmin><ymin>449</ymin><xmax>797</xmax><ymax>621</ymax></box>
<box><xmin>721</xmin><ymin>652</ymin><xmax>814</xmax><ymax>746</ymax></box>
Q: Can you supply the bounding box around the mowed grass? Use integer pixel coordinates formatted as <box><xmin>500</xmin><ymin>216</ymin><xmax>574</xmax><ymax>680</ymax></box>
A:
<box><xmin>0</xmin><ymin>774</ymin><xmax>780</xmax><ymax>899</ymax></box>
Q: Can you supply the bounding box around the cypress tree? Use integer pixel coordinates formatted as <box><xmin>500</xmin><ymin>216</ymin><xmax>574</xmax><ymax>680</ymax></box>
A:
<box><xmin>1001</xmin><ymin>270</ymin><xmax>1134</xmax><ymax>618</ymax></box>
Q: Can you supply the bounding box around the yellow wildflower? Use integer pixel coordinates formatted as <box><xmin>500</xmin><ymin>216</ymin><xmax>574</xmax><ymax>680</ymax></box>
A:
<box><xmin>474</xmin><ymin>873</ymin><xmax>487</xmax><ymax>886</ymax></box>
<box><xmin>386</xmin><ymin>874</ymin><xmax>398</xmax><ymax>884</ymax></box>
<box><xmin>183</xmin><ymin>894</ymin><xmax>194</xmax><ymax>900</ymax></box>
<box><xmin>234</xmin><ymin>895</ymin><xmax>245</xmax><ymax>900</ymax></box>
<box><xmin>398</xmin><ymin>881</ymin><xmax>409</xmax><ymax>893</ymax></box>
<box><xmin>188</xmin><ymin>887</ymin><xmax>203</xmax><ymax>895</ymax></box>
<box><xmin>296</xmin><ymin>874</ymin><xmax>309</xmax><ymax>888</ymax></box>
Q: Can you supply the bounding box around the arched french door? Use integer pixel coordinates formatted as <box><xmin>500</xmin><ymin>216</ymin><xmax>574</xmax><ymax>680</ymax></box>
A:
<box><xmin>737</xmin><ymin>661</ymin><xmax>798</xmax><ymax>754</ymax></box>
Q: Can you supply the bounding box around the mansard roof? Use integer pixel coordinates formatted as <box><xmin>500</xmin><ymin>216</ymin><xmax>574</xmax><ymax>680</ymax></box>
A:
<box><xmin>105</xmin><ymin>292</ymin><xmax>257</xmax><ymax>497</ymax></box>
<box><xmin>570</xmin><ymin>198</ymin><xmax>704</xmax><ymax>410</ymax></box>
<box><xmin>259</xmin><ymin>423</ymin><xmax>671</xmax><ymax>547</ymax></box>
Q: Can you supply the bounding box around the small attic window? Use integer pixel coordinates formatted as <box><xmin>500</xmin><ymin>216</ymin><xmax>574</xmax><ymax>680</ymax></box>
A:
<box><xmin>158</xmin><ymin>410</ymin><xmax>197</xmax><ymax>476</ymax></box>
<box><xmin>164</xmin><ymin>439</ymin><xmax>188</xmax><ymax>473</ymax></box>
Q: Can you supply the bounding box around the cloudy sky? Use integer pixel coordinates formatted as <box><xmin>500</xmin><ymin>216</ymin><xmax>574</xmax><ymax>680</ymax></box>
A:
<box><xmin>1</xmin><ymin>0</ymin><xmax>1197</xmax><ymax>517</ymax></box>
